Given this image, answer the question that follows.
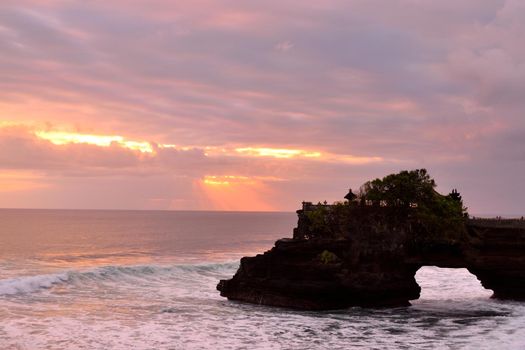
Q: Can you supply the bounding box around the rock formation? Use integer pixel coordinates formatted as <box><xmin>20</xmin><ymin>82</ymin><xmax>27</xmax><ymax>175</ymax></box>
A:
<box><xmin>466</xmin><ymin>219</ymin><xmax>525</xmax><ymax>300</ymax></box>
<box><xmin>217</xmin><ymin>170</ymin><xmax>525</xmax><ymax>310</ymax></box>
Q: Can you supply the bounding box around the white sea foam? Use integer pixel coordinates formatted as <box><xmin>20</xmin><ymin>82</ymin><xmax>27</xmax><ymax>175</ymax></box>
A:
<box><xmin>1</xmin><ymin>264</ymin><xmax>525</xmax><ymax>349</ymax></box>
<box><xmin>0</xmin><ymin>262</ymin><xmax>238</xmax><ymax>296</ymax></box>
<box><xmin>0</xmin><ymin>272</ymin><xmax>70</xmax><ymax>296</ymax></box>
<box><xmin>2</xmin><ymin>210</ymin><xmax>525</xmax><ymax>349</ymax></box>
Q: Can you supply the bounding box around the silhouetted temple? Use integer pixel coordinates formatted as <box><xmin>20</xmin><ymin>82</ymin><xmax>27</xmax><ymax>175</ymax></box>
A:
<box><xmin>344</xmin><ymin>188</ymin><xmax>356</xmax><ymax>201</ymax></box>
<box><xmin>218</xmin><ymin>174</ymin><xmax>525</xmax><ymax>310</ymax></box>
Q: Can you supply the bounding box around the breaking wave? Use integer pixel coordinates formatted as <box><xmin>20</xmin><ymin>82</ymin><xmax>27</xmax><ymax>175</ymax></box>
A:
<box><xmin>0</xmin><ymin>272</ymin><xmax>70</xmax><ymax>296</ymax></box>
<box><xmin>0</xmin><ymin>262</ymin><xmax>238</xmax><ymax>296</ymax></box>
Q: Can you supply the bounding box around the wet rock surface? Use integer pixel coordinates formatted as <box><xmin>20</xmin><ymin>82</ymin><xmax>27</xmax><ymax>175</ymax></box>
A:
<box><xmin>218</xmin><ymin>209</ymin><xmax>525</xmax><ymax>310</ymax></box>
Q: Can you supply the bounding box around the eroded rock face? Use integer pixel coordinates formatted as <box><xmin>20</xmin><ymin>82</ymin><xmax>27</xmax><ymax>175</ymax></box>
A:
<box><xmin>466</xmin><ymin>221</ymin><xmax>525</xmax><ymax>300</ymax></box>
<box><xmin>218</xmin><ymin>239</ymin><xmax>420</xmax><ymax>309</ymax></box>
<box><xmin>217</xmin><ymin>209</ymin><xmax>525</xmax><ymax>310</ymax></box>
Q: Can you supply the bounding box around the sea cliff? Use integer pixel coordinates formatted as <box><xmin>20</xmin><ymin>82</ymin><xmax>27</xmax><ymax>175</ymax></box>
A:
<box><xmin>217</xmin><ymin>170</ymin><xmax>525</xmax><ymax>310</ymax></box>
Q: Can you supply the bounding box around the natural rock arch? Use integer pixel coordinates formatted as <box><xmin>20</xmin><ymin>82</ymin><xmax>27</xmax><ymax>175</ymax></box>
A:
<box><xmin>218</xmin><ymin>219</ymin><xmax>525</xmax><ymax>309</ymax></box>
<box><xmin>414</xmin><ymin>266</ymin><xmax>492</xmax><ymax>301</ymax></box>
<box><xmin>218</xmin><ymin>170</ymin><xmax>525</xmax><ymax>310</ymax></box>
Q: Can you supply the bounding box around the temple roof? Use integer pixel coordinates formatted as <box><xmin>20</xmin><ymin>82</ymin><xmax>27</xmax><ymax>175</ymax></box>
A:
<box><xmin>344</xmin><ymin>189</ymin><xmax>357</xmax><ymax>201</ymax></box>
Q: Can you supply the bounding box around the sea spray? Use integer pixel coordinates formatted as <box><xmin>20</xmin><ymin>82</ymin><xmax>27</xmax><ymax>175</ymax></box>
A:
<box><xmin>0</xmin><ymin>262</ymin><xmax>239</xmax><ymax>296</ymax></box>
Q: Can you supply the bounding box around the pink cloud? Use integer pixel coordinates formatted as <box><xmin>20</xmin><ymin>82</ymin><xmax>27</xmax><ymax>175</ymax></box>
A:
<box><xmin>0</xmin><ymin>0</ymin><xmax>523</xmax><ymax>213</ymax></box>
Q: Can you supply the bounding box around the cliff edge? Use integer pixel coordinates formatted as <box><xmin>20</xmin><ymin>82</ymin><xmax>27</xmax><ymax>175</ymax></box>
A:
<box><xmin>217</xmin><ymin>170</ymin><xmax>525</xmax><ymax>309</ymax></box>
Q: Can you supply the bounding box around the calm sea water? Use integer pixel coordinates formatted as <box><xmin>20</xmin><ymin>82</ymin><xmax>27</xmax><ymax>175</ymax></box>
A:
<box><xmin>0</xmin><ymin>209</ymin><xmax>524</xmax><ymax>349</ymax></box>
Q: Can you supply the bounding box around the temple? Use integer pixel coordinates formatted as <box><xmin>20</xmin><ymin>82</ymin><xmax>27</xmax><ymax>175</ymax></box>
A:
<box><xmin>217</xmin><ymin>170</ymin><xmax>525</xmax><ymax>310</ymax></box>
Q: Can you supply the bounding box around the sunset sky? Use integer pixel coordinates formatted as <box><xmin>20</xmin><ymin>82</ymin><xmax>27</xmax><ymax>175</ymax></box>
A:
<box><xmin>1</xmin><ymin>0</ymin><xmax>524</xmax><ymax>214</ymax></box>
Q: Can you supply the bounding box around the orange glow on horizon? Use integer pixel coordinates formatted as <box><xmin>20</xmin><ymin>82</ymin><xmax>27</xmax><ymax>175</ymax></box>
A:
<box><xmin>0</xmin><ymin>172</ymin><xmax>48</xmax><ymax>192</ymax></box>
<box><xmin>198</xmin><ymin>176</ymin><xmax>274</xmax><ymax>211</ymax></box>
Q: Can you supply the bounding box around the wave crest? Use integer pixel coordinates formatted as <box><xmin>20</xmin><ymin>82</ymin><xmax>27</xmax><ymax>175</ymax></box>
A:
<box><xmin>0</xmin><ymin>262</ymin><xmax>238</xmax><ymax>296</ymax></box>
<box><xmin>0</xmin><ymin>272</ymin><xmax>69</xmax><ymax>296</ymax></box>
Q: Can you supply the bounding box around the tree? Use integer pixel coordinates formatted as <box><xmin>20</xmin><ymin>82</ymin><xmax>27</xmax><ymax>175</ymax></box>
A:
<box><xmin>358</xmin><ymin>169</ymin><xmax>468</xmax><ymax>242</ymax></box>
<box><xmin>359</xmin><ymin>169</ymin><xmax>436</xmax><ymax>208</ymax></box>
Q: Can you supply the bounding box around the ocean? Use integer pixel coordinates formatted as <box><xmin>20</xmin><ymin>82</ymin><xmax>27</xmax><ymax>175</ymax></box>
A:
<box><xmin>0</xmin><ymin>209</ymin><xmax>524</xmax><ymax>349</ymax></box>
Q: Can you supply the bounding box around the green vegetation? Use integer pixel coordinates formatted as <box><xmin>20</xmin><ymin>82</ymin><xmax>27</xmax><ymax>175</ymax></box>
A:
<box><xmin>318</xmin><ymin>250</ymin><xmax>339</xmax><ymax>264</ymax></box>
<box><xmin>359</xmin><ymin>169</ymin><xmax>436</xmax><ymax>208</ymax></box>
<box><xmin>299</xmin><ymin>169</ymin><xmax>468</xmax><ymax>244</ymax></box>
<box><xmin>305</xmin><ymin>204</ymin><xmax>330</xmax><ymax>236</ymax></box>
<box><xmin>359</xmin><ymin>169</ymin><xmax>468</xmax><ymax>243</ymax></box>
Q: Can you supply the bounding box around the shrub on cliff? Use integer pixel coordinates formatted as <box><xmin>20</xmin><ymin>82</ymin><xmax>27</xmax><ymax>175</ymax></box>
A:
<box><xmin>297</xmin><ymin>169</ymin><xmax>467</xmax><ymax>243</ymax></box>
<box><xmin>359</xmin><ymin>169</ymin><xmax>467</xmax><ymax>243</ymax></box>
<box><xmin>359</xmin><ymin>169</ymin><xmax>436</xmax><ymax>208</ymax></box>
<box><xmin>304</xmin><ymin>203</ymin><xmax>344</xmax><ymax>239</ymax></box>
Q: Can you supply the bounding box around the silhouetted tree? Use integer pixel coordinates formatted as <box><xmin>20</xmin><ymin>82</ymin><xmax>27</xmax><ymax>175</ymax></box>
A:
<box><xmin>358</xmin><ymin>169</ymin><xmax>468</xmax><ymax>242</ymax></box>
<box><xmin>358</xmin><ymin>169</ymin><xmax>436</xmax><ymax>208</ymax></box>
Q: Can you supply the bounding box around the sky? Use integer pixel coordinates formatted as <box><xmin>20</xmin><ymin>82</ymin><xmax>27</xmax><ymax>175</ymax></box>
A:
<box><xmin>0</xmin><ymin>0</ymin><xmax>524</xmax><ymax>214</ymax></box>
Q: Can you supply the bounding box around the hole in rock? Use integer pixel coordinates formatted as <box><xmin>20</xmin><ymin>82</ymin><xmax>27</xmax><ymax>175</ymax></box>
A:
<box><xmin>415</xmin><ymin>266</ymin><xmax>493</xmax><ymax>301</ymax></box>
